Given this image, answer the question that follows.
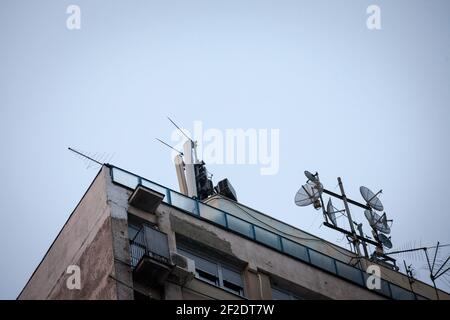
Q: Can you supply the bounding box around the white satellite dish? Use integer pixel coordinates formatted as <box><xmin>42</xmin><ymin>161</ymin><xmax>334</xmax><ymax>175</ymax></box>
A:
<box><xmin>304</xmin><ymin>170</ymin><xmax>319</xmax><ymax>183</ymax></box>
<box><xmin>360</xmin><ymin>186</ymin><xmax>384</xmax><ymax>211</ymax></box>
<box><xmin>325</xmin><ymin>198</ymin><xmax>338</xmax><ymax>227</ymax></box>
<box><xmin>364</xmin><ymin>209</ymin><xmax>391</xmax><ymax>234</ymax></box>
<box><xmin>378</xmin><ymin>233</ymin><xmax>393</xmax><ymax>249</ymax></box>
<box><xmin>295</xmin><ymin>181</ymin><xmax>323</xmax><ymax>208</ymax></box>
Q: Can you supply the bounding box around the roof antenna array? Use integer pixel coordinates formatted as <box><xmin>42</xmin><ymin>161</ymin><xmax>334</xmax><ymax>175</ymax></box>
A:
<box><xmin>160</xmin><ymin>117</ymin><xmax>236</xmax><ymax>202</ymax></box>
<box><xmin>294</xmin><ymin>170</ymin><xmax>397</xmax><ymax>269</ymax></box>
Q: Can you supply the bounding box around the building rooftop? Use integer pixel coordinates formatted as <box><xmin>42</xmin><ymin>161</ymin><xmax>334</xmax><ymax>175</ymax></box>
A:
<box><xmin>109</xmin><ymin>164</ymin><xmax>450</xmax><ymax>300</ymax></box>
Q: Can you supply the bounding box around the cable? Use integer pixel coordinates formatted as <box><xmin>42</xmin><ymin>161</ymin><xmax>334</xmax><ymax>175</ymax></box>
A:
<box><xmin>226</xmin><ymin>200</ymin><xmax>361</xmax><ymax>260</ymax></box>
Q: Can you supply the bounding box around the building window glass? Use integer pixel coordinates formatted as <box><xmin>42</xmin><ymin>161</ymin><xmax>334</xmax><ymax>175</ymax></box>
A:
<box><xmin>177</xmin><ymin>247</ymin><xmax>245</xmax><ymax>297</ymax></box>
<box><xmin>271</xmin><ymin>286</ymin><xmax>301</xmax><ymax>300</ymax></box>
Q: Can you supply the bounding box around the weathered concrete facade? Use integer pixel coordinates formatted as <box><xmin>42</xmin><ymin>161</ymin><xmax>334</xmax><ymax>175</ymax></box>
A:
<box><xmin>18</xmin><ymin>167</ymin><xmax>133</xmax><ymax>300</ymax></box>
<box><xmin>18</xmin><ymin>165</ymin><xmax>450</xmax><ymax>300</ymax></box>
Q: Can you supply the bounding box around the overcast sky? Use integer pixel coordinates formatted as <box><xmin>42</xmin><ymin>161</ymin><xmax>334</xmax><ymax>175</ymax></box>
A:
<box><xmin>1</xmin><ymin>0</ymin><xmax>450</xmax><ymax>299</ymax></box>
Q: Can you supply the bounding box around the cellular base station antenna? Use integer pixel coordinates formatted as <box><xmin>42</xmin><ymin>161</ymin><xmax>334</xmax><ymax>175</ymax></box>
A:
<box><xmin>159</xmin><ymin>117</ymin><xmax>236</xmax><ymax>203</ymax></box>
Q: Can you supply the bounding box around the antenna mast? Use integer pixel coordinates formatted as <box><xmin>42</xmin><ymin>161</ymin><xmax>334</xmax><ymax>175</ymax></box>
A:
<box><xmin>337</xmin><ymin>177</ymin><xmax>363</xmax><ymax>259</ymax></box>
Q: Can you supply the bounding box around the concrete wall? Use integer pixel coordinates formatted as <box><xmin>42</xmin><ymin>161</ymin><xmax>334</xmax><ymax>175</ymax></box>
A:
<box><xmin>157</xmin><ymin>204</ymin><xmax>385</xmax><ymax>300</ymax></box>
<box><xmin>18</xmin><ymin>166</ymin><xmax>131</xmax><ymax>300</ymax></box>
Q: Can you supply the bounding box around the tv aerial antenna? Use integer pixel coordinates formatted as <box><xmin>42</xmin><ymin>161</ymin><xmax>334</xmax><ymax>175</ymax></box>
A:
<box><xmin>384</xmin><ymin>242</ymin><xmax>450</xmax><ymax>299</ymax></box>
<box><xmin>68</xmin><ymin>147</ymin><xmax>114</xmax><ymax>169</ymax></box>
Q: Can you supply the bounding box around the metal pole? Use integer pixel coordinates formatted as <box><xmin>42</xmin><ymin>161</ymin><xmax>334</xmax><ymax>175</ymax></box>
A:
<box><xmin>431</xmin><ymin>242</ymin><xmax>440</xmax><ymax>272</ymax></box>
<box><xmin>319</xmin><ymin>194</ymin><xmax>328</xmax><ymax>224</ymax></box>
<box><xmin>403</xmin><ymin>260</ymin><xmax>417</xmax><ymax>298</ymax></box>
<box><xmin>357</xmin><ymin>223</ymin><xmax>369</xmax><ymax>258</ymax></box>
<box><xmin>337</xmin><ymin>177</ymin><xmax>362</xmax><ymax>259</ymax></box>
<box><xmin>424</xmin><ymin>249</ymin><xmax>440</xmax><ymax>300</ymax></box>
<box><xmin>317</xmin><ymin>173</ymin><xmax>328</xmax><ymax>223</ymax></box>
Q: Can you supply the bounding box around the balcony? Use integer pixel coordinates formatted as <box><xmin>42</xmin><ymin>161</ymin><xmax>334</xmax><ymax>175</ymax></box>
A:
<box><xmin>129</xmin><ymin>225</ymin><xmax>173</xmax><ymax>287</ymax></box>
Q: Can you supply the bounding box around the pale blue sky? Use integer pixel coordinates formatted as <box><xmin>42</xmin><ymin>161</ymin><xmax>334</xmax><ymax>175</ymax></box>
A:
<box><xmin>1</xmin><ymin>0</ymin><xmax>450</xmax><ymax>299</ymax></box>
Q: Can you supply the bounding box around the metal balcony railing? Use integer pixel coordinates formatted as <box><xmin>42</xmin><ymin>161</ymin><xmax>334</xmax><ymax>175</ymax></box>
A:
<box><xmin>129</xmin><ymin>225</ymin><xmax>171</xmax><ymax>268</ymax></box>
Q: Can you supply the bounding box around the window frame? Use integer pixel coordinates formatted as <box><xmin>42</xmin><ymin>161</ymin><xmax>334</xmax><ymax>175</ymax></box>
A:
<box><xmin>271</xmin><ymin>284</ymin><xmax>303</xmax><ymax>300</ymax></box>
<box><xmin>177</xmin><ymin>246</ymin><xmax>245</xmax><ymax>297</ymax></box>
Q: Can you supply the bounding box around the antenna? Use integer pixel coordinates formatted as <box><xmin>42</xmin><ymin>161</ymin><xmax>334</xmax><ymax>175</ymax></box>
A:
<box><xmin>163</xmin><ymin>117</ymin><xmax>216</xmax><ymax>200</ymax></box>
<box><xmin>364</xmin><ymin>210</ymin><xmax>391</xmax><ymax>234</ymax></box>
<box><xmin>304</xmin><ymin>170</ymin><xmax>319</xmax><ymax>183</ymax></box>
<box><xmin>167</xmin><ymin>116</ymin><xmax>193</xmax><ymax>142</ymax></box>
<box><xmin>378</xmin><ymin>233</ymin><xmax>393</xmax><ymax>249</ymax></box>
<box><xmin>325</xmin><ymin>198</ymin><xmax>344</xmax><ymax>227</ymax></box>
<box><xmin>383</xmin><ymin>242</ymin><xmax>450</xmax><ymax>297</ymax></box>
<box><xmin>360</xmin><ymin>186</ymin><xmax>384</xmax><ymax>211</ymax></box>
<box><xmin>155</xmin><ymin>138</ymin><xmax>183</xmax><ymax>155</ymax></box>
<box><xmin>294</xmin><ymin>181</ymin><xmax>323</xmax><ymax>209</ymax></box>
<box><xmin>295</xmin><ymin>170</ymin><xmax>400</xmax><ymax>265</ymax></box>
<box><xmin>67</xmin><ymin>147</ymin><xmax>103</xmax><ymax>166</ymax></box>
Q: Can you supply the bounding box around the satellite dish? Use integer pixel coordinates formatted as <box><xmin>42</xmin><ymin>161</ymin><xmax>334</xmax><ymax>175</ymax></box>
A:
<box><xmin>364</xmin><ymin>209</ymin><xmax>391</xmax><ymax>234</ymax></box>
<box><xmin>325</xmin><ymin>198</ymin><xmax>338</xmax><ymax>227</ymax></box>
<box><xmin>378</xmin><ymin>233</ymin><xmax>393</xmax><ymax>249</ymax></box>
<box><xmin>360</xmin><ymin>186</ymin><xmax>384</xmax><ymax>211</ymax></box>
<box><xmin>304</xmin><ymin>170</ymin><xmax>319</xmax><ymax>183</ymax></box>
<box><xmin>295</xmin><ymin>181</ymin><xmax>323</xmax><ymax>208</ymax></box>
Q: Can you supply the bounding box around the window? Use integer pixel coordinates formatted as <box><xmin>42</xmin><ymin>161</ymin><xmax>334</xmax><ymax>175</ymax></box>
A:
<box><xmin>177</xmin><ymin>247</ymin><xmax>245</xmax><ymax>297</ymax></box>
<box><xmin>271</xmin><ymin>286</ymin><xmax>302</xmax><ymax>300</ymax></box>
<box><xmin>221</xmin><ymin>266</ymin><xmax>244</xmax><ymax>296</ymax></box>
